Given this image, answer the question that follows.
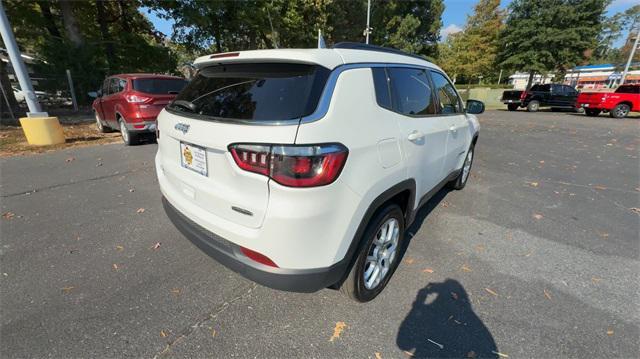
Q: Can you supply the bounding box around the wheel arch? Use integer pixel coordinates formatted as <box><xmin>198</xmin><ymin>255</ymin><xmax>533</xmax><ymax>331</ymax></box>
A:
<box><xmin>331</xmin><ymin>179</ymin><xmax>416</xmax><ymax>288</ymax></box>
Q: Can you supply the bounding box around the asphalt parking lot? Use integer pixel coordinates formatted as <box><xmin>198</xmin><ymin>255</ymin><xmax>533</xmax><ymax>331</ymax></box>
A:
<box><xmin>1</xmin><ymin>110</ymin><xmax>638</xmax><ymax>358</ymax></box>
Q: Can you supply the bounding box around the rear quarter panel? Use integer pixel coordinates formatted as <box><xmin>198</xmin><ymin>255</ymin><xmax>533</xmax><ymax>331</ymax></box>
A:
<box><xmin>294</xmin><ymin>67</ymin><xmax>407</xmax><ymax>263</ymax></box>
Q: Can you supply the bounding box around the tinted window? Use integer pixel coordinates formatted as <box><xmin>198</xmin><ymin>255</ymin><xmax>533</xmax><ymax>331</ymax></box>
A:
<box><xmin>109</xmin><ymin>78</ymin><xmax>120</xmax><ymax>94</ymax></box>
<box><xmin>563</xmin><ymin>86</ymin><xmax>577</xmax><ymax>95</ymax></box>
<box><xmin>133</xmin><ymin>78</ymin><xmax>188</xmax><ymax>95</ymax></box>
<box><xmin>169</xmin><ymin>63</ymin><xmax>330</xmax><ymax>122</ymax></box>
<box><xmin>372</xmin><ymin>68</ymin><xmax>392</xmax><ymax>109</ymax></box>
<box><xmin>430</xmin><ymin>71</ymin><xmax>462</xmax><ymax>114</ymax></box>
<box><xmin>117</xmin><ymin>79</ymin><xmax>126</xmax><ymax>92</ymax></box>
<box><xmin>102</xmin><ymin>80</ymin><xmax>110</xmax><ymax>95</ymax></box>
<box><xmin>387</xmin><ymin>68</ymin><xmax>435</xmax><ymax>116</ymax></box>
<box><xmin>531</xmin><ymin>84</ymin><xmax>550</xmax><ymax>92</ymax></box>
<box><xmin>616</xmin><ymin>85</ymin><xmax>639</xmax><ymax>94</ymax></box>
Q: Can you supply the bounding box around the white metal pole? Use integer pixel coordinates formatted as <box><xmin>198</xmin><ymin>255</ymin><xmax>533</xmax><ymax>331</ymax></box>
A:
<box><xmin>497</xmin><ymin>69</ymin><xmax>503</xmax><ymax>84</ymax></box>
<box><xmin>620</xmin><ymin>28</ymin><xmax>639</xmax><ymax>85</ymax></box>
<box><xmin>0</xmin><ymin>0</ymin><xmax>44</xmax><ymax>116</ymax></box>
<box><xmin>365</xmin><ymin>0</ymin><xmax>371</xmax><ymax>44</ymax></box>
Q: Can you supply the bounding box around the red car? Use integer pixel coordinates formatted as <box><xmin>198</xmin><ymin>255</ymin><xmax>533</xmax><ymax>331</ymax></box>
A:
<box><xmin>92</xmin><ymin>74</ymin><xmax>188</xmax><ymax>145</ymax></box>
<box><xmin>576</xmin><ymin>84</ymin><xmax>640</xmax><ymax>118</ymax></box>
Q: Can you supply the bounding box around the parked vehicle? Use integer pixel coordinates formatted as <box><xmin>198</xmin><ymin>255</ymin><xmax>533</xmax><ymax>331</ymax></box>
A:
<box><xmin>91</xmin><ymin>74</ymin><xmax>187</xmax><ymax>145</ymax></box>
<box><xmin>156</xmin><ymin>43</ymin><xmax>483</xmax><ymax>302</ymax></box>
<box><xmin>12</xmin><ymin>86</ymin><xmax>49</xmax><ymax>104</ymax></box>
<box><xmin>576</xmin><ymin>84</ymin><xmax>639</xmax><ymax>118</ymax></box>
<box><xmin>501</xmin><ymin>84</ymin><xmax>579</xmax><ymax>112</ymax></box>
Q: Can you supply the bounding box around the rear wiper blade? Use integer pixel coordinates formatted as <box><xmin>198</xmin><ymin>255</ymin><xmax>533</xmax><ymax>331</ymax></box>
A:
<box><xmin>171</xmin><ymin>100</ymin><xmax>197</xmax><ymax>112</ymax></box>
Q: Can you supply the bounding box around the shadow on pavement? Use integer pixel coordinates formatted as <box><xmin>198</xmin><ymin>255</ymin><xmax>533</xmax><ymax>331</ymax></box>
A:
<box><xmin>397</xmin><ymin>279</ymin><xmax>498</xmax><ymax>358</ymax></box>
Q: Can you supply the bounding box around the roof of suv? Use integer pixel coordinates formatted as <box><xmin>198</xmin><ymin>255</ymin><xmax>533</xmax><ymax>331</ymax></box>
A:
<box><xmin>110</xmin><ymin>73</ymin><xmax>184</xmax><ymax>80</ymax></box>
<box><xmin>193</xmin><ymin>46</ymin><xmax>441</xmax><ymax>72</ymax></box>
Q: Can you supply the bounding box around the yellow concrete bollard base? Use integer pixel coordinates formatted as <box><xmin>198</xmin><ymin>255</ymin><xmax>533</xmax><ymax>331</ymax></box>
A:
<box><xmin>19</xmin><ymin>116</ymin><xmax>66</xmax><ymax>146</ymax></box>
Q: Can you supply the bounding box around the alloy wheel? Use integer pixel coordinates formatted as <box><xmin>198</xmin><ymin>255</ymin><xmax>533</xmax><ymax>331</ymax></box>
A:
<box><xmin>363</xmin><ymin>218</ymin><xmax>400</xmax><ymax>290</ymax></box>
<box><xmin>120</xmin><ymin>121</ymin><xmax>129</xmax><ymax>143</ymax></box>
<box><xmin>462</xmin><ymin>149</ymin><xmax>473</xmax><ymax>183</ymax></box>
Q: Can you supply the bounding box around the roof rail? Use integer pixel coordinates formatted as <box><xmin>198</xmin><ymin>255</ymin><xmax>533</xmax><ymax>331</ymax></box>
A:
<box><xmin>332</xmin><ymin>42</ymin><xmax>426</xmax><ymax>61</ymax></box>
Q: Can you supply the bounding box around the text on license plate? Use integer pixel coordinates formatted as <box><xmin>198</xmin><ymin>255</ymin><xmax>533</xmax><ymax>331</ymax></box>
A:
<box><xmin>180</xmin><ymin>142</ymin><xmax>208</xmax><ymax>176</ymax></box>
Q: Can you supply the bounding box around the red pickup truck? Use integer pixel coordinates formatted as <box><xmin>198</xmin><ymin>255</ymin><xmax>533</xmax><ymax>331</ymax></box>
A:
<box><xmin>576</xmin><ymin>84</ymin><xmax>639</xmax><ymax>118</ymax></box>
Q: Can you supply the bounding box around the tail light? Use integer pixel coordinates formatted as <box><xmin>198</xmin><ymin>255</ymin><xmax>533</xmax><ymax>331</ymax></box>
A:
<box><xmin>520</xmin><ymin>91</ymin><xmax>528</xmax><ymax>100</ymax></box>
<box><xmin>229</xmin><ymin>143</ymin><xmax>348</xmax><ymax>187</ymax></box>
<box><xmin>125</xmin><ymin>94</ymin><xmax>152</xmax><ymax>103</ymax></box>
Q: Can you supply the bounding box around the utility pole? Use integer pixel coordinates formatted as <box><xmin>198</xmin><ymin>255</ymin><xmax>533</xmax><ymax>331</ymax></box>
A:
<box><xmin>620</xmin><ymin>28</ymin><xmax>639</xmax><ymax>86</ymax></box>
<box><xmin>0</xmin><ymin>1</ymin><xmax>43</xmax><ymax>116</ymax></box>
<box><xmin>0</xmin><ymin>0</ymin><xmax>64</xmax><ymax>145</ymax></box>
<box><xmin>365</xmin><ymin>0</ymin><xmax>372</xmax><ymax>44</ymax></box>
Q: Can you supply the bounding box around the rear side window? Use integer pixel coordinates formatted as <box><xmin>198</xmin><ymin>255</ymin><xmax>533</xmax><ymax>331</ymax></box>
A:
<box><xmin>616</xmin><ymin>85</ymin><xmax>639</xmax><ymax>94</ymax></box>
<box><xmin>531</xmin><ymin>84</ymin><xmax>550</xmax><ymax>92</ymax></box>
<box><xmin>133</xmin><ymin>78</ymin><xmax>187</xmax><ymax>95</ymax></box>
<box><xmin>372</xmin><ymin>68</ymin><xmax>392</xmax><ymax>110</ymax></box>
<box><xmin>168</xmin><ymin>63</ymin><xmax>330</xmax><ymax>122</ymax></box>
<box><xmin>387</xmin><ymin>67</ymin><xmax>436</xmax><ymax>116</ymax></box>
<box><xmin>430</xmin><ymin>71</ymin><xmax>462</xmax><ymax>114</ymax></box>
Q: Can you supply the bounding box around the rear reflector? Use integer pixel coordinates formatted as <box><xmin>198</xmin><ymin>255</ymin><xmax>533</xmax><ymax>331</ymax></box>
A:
<box><xmin>228</xmin><ymin>143</ymin><xmax>348</xmax><ymax>187</ymax></box>
<box><xmin>240</xmin><ymin>246</ymin><xmax>278</xmax><ymax>267</ymax></box>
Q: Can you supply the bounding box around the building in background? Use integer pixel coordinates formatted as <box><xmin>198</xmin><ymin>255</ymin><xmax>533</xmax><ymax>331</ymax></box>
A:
<box><xmin>564</xmin><ymin>63</ymin><xmax>640</xmax><ymax>89</ymax></box>
<box><xmin>507</xmin><ymin>72</ymin><xmax>554</xmax><ymax>90</ymax></box>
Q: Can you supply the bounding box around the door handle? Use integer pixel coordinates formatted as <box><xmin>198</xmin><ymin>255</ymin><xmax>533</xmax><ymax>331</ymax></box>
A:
<box><xmin>449</xmin><ymin>125</ymin><xmax>458</xmax><ymax>133</ymax></box>
<box><xmin>407</xmin><ymin>130</ymin><xmax>424</xmax><ymax>142</ymax></box>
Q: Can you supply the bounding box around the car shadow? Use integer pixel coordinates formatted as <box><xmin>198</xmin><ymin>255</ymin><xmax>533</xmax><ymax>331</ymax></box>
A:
<box><xmin>397</xmin><ymin>279</ymin><xmax>498</xmax><ymax>358</ymax></box>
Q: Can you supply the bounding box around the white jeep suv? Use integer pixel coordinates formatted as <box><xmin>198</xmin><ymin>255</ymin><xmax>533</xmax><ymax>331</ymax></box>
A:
<box><xmin>156</xmin><ymin>43</ymin><xmax>482</xmax><ymax>302</ymax></box>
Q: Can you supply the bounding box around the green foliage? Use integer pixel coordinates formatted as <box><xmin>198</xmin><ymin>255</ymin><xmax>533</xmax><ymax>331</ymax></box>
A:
<box><xmin>498</xmin><ymin>0</ymin><xmax>608</xmax><ymax>74</ymax></box>
<box><xmin>439</xmin><ymin>0</ymin><xmax>504</xmax><ymax>82</ymax></box>
<box><xmin>145</xmin><ymin>0</ymin><xmax>443</xmax><ymax>59</ymax></box>
<box><xmin>3</xmin><ymin>0</ymin><xmax>178</xmax><ymax>104</ymax></box>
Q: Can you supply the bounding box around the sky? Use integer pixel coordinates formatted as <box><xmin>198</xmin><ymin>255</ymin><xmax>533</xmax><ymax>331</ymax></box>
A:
<box><xmin>144</xmin><ymin>0</ymin><xmax>637</xmax><ymax>48</ymax></box>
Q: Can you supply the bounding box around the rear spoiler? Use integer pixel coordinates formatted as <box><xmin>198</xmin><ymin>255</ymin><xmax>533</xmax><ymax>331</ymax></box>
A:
<box><xmin>193</xmin><ymin>49</ymin><xmax>344</xmax><ymax>70</ymax></box>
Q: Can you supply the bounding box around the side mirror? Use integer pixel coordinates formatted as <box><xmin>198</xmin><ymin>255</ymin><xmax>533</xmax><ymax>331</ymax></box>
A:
<box><xmin>88</xmin><ymin>91</ymin><xmax>99</xmax><ymax>98</ymax></box>
<box><xmin>466</xmin><ymin>99</ymin><xmax>485</xmax><ymax>114</ymax></box>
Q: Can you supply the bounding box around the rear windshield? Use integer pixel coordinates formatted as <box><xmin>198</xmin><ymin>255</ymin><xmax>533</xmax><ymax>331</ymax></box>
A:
<box><xmin>616</xmin><ymin>85</ymin><xmax>639</xmax><ymax>94</ymax></box>
<box><xmin>530</xmin><ymin>84</ymin><xmax>550</xmax><ymax>92</ymax></box>
<box><xmin>132</xmin><ymin>78</ymin><xmax>187</xmax><ymax>95</ymax></box>
<box><xmin>167</xmin><ymin>63</ymin><xmax>330</xmax><ymax>122</ymax></box>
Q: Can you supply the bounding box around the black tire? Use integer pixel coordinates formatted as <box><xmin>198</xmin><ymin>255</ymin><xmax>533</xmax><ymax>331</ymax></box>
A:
<box><xmin>340</xmin><ymin>204</ymin><xmax>405</xmax><ymax>302</ymax></box>
<box><xmin>585</xmin><ymin>108</ymin><xmax>601</xmax><ymax>117</ymax></box>
<box><xmin>95</xmin><ymin>111</ymin><xmax>111</xmax><ymax>133</ymax></box>
<box><xmin>449</xmin><ymin>143</ymin><xmax>475</xmax><ymax>190</ymax></box>
<box><xmin>609</xmin><ymin>103</ymin><xmax>630</xmax><ymax>119</ymax></box>
<box><xmin>526</xmin><ymin>100</ymin><xmax>540</xmax><ymax>112</ymax></box>
<box><xmin>507</xmin><ymin>103</ymin><xmax>519</xmax><ymax>111</ymax></box>
<box><xmin>118</xmin><ymin>118</ymin><xmax>139</xmax><ymax>146</ymax></box>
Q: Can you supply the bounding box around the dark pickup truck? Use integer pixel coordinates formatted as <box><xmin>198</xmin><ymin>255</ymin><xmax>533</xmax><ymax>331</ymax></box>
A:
<box><xmin>501</xmin><ymin>84</ymin><xmax>579</xmax><ymax>112</ymax></box>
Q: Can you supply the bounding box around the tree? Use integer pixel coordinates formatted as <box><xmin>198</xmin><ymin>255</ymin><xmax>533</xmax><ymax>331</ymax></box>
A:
<box><xmin>439</xmin><ymin>0</ymin><xmax>504</xmax><ymax>83</ymax></box>
<box><xmin>498</xmin><ymin>0</ymin><xmax>608</xmax><ymax>89</ymax></box>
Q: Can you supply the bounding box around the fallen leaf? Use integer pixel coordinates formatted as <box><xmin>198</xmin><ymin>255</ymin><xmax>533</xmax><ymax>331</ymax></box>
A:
<box><xmin>591</xmin><ymin>277</ymin><xmax>602</xmax><ymax>283</ymax></box>
<box><xmin>62</xmin><ymin>286</ymin><xmax>75</xmax><ymax>293</ymax></box>
<box><xmin>440</xmin><ymin>201</ymin><xmax>450</xmax><ymax>208</ymax></box>
<box><xmin>171</xmin><ymin>288</ymin><xmax>181</xmax><ymax>295</ymax></box>
<box><xmin>533</xmin><ymin>213</ymin><xmax>543</xmax><ymax>220</ymax></box>
<box><xmin>115</xmin><ymin>245</ymin><xmax>124</xmax><ymax>251</ymax></box>
<box><xmin>630</xmin><ymin>208</ymin><xmax>640</xmax><ymax>215</ymax></box>
<box><xmin>112</xmin><ymin>263</ymin><xmax>119</xmax><ymax>271</ymax></box>
<box><xmin>136</xmin><ymin>208</ymin><xmax>145</xmax><ymax>214</ymax></box>
<box><xmin>467</xmin><ymin>351</ymin><xmax>477</xmax><ymax>358</ymax></box>
<box><xmin>375</xmin><ymin>352</ymin><xmax>382</xmax><ymax>359</ymax></box>
<box><xmin>492</xmin><ymin>351</ymin><xmax>509</xmax><ymax>358</ymax></box>
<box><xmin>329</xmin><ymin>321</ymin><xmax>347</xmax><ymax>342</ymax></box>
<box><xmin>543</xmin><ymin>289</ymin><xmax>552</xmax><ymax>300</ymax></box>
<box><xmin>403</xmin><ymin>351</ymin><xmax>415</xmax><ymax>357</ymax></box>
<box><xmin>539</xmin><ymin>160</ymin><xmax>545</xmax><ymax>164</ymax></box>
<box><xmin>527</xmin><ymin>181</ymin><xmax>539</xmax><ymax>187</ymax></box>
<box><xmin>2</xmin><ymin>212</ymin><xmax>15</xmax><ymax>220</ymax></box>
<box><xmin>451</xmin><ymin>292</ymin><xmax>459</xmax><ymax>300</ymax></box>
<box><xmin>485</xmin><ymin>288</ymin><xmax>498</xmax><ymax>296</ymax></box>
<box><xmin>152</xmin><ymin>242</ymin><xmax>161</xmax><ymax>250</ymax></box>
<box><xmin>461</xmin><ymin>264</ymin><xmax>472</xmax><ymax>272</ymax></box>
<box><xmin>422</xmin><ymin>268</ymin><xmax>434</xmax><ymax>273</ymax></box>
<box><xmin>211</xmin><ymin>329</ymin><xmax>217</xmax><ymax>338</ymax></box>
<box><xmin>404</xmin><ymin>258</ymin><xmax>415</xmax><ymax>265</ymax></box>
<box><xmin>160</xmin><ymin>330</ymin><xmax>167</xmax><ymax>338</ymax></box>
<box><xmin>129</xmin><ymin>188</ymin><xmax>135</xmax><ymax>193</ymax></box>
<box><xmin>475</xmin><ymin>244</ymin><xmax>485</xmax><ymax>252</ymax></box>
<box><xmin>65</xmin><ymin>157</ymin><xmax>75</xmax><ymax>163</ymax></box>
<box><xmin>592</xmin><ymin>185</ymin><xmax>607</xmax><ymax>191</ymax></box>
<box><xmin>607</xmin><ymin>328</ymin><xmax>614</xmax><ymax>336</ymax></box>
<box><xmin>596</xmin><ymin>231</ymin><xmax>609</xmax><ymax>239</ymax></box>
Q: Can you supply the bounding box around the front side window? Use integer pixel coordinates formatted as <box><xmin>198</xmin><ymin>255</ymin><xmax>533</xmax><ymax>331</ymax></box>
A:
<box><xmin>387</xmin><ymin>67</ymin><xmax>436</xmax><ymax>116</ymax></box>
<box><xmin>109</xmin><ymin>78</ymin><xmax>120</xmax><ymax>95</ymax></box>
<box><xmin>168</xmin><ymin>63</ymin><xmax>330</xmax><ymax>122</ymax></box>
<box><xmin>101</xmin><ymin>79</ymin><xmax>110</xmax><ymax>96</ymax></box>
<box><xmin>117</xmin><ymin>79</ymin><xmax>126</xmax><ymax>92</ymax></box>
<box><xmin>430</xmin><ymin>71</ymin><xmax>462</xmax><ymax>114</ymax></box>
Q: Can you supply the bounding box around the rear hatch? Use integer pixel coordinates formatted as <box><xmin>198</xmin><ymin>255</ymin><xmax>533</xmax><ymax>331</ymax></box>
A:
<box><xmin>156</xmin><ymin>62</ymin><xmax>330</xmax><ymax>228</ymax></box>
<box><xmin>132</xmin><ymin>78</ymin><xmax>188</xmax><ymax>119</ymax></box>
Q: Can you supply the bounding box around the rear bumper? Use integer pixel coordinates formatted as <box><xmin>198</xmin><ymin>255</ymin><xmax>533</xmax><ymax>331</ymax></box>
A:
<box><xmin>125</xmin><ymin>121</ymin><xmax>157</xmax><ymax>132</ymax></box>
<box><xmin>162</xmin><ymin>197</ymin><xmax>348</xmax><ymax>292</ymax></box>
<box><xmin>501</xmin><ymin>99</ymin><xmax>521</xmax><ymax>104</ymax></box>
